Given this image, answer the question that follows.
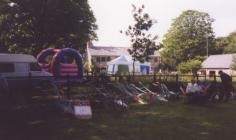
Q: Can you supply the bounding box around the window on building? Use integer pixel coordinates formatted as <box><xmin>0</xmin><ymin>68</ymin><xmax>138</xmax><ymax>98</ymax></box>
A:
<box><xmin>96</xmin><ymin>57</ymin><xmax>100</xmax><ymax>63</ymax></box>
<box><xmin>154</xmin><ymin>57</ymin><xmax>158</xmax><ymax>62</ymax></box>
<box><xmin>107</xmin><ymin>56</ymin><xmax>111</xmax><ymax>61</ymax></box>
<box><xmin>101</xmin><ymin>57</ymin><xmax>106</xmax><ymax>62</ymax></box>
<box><xmin>0</xmin><ymin>63</ymin><xmax>14</xmax><ymax>72</ymax></box>
<box><xmin>209</xmin><ymin>71</ymin><xmax>216</xmax><ymax>77</ymax></box>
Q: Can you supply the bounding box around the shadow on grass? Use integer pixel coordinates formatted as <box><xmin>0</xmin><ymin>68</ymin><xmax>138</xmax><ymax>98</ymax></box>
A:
<box><xmin>1</xmin><ymin>98</ymin><xmax>236</xmax><ymax>140</ymax></box>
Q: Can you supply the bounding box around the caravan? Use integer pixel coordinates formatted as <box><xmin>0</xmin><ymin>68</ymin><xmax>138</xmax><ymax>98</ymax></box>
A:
<box><xmin>0</xmin><ymin>53</ymin><xmax>52</xmax><ymax>88</ymax></box>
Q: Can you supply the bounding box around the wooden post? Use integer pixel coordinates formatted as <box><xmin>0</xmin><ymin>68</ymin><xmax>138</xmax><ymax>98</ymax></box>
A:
<box><xmin>28</xmin><ymin>72</ymin><xmax>32</xmax><ymax>83</ymax></box>
<box><xmin>214</xmin><ymin>74</ymin><xmax>216</xmax><ymax>82</ymax></box>
<box><xmin>176</xmin><ymin>74</ymin><xmax>179</xmax><ymax>83</ymax></box>
<box><xmin>128</xmin><ymin>74</ymin><xmax>131</xmax><ymax>83</ymax></box>
<box><xmin>86</xmin><ymin>72</ymin><xmax>89</xmax><ymax>80</ymax></box>
<box><xmin>28</xmin><ymin>72</ymin><xmax>32</xmax><ymax>91</ymax></box>
<box><xmin>66</xmin><ymin>74</ymin><xmax>70</xmax><ymax>99</ymax></box>
<box><xmin>115</xmin><ymin>74</ymin><xmax>117</xmax><ymax>82</ymax></box>
<box><xmin>153</xmin><ymin>73</ymin><xmax>156</xmax><ymax>82</ymax></box>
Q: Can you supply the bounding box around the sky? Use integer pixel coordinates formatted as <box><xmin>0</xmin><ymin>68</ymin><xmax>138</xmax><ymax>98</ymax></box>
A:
<box><xmin>88</xmin><ymin>0</ymin><xmax>236</xmax><ymax>47</ymax></box>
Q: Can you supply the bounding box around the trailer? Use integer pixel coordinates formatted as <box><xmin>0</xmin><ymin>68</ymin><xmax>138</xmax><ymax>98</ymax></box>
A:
<box><xmin>0</xmin><ymin>53</ymin><xmax>53</xmax><ymax>89</ymax></box>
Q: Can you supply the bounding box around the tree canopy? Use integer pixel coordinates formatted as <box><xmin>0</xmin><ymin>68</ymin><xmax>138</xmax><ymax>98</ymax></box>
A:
<box><xmin>215</xmin><ymin>32</ymin><xmax>236</xmax><ymax>54</ymax></box>
<box><xmin>161</xmin><ymin>10</ymin><xmax>215</xmax><ymax>70</ymax></box>
<box><xmin>0</xmin><ymin>0</ymin><xmax>97</xmax><ymax>55</ymax></box>
<box><xmin>121</xmin><ymin>5</ymin><xmax>160</xmax><ymax>75</ymax></box>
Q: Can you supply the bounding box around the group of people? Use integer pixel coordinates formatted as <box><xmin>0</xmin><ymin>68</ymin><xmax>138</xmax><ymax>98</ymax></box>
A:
<box><xmin>180</xmin><ymin>71</ymin><xmax>233</xmax><ymax>103</ymax></box>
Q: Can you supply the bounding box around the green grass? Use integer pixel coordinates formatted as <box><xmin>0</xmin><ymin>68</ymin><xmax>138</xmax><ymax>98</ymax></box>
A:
<box><xmin>1</xmin><ymin>100</ymin><xmax>236</xmax><ymax>140</ymax></box>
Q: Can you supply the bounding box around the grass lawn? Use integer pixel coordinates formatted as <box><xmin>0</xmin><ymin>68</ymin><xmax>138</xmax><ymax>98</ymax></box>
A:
<box><xmin>1</xmin><ymin>99</ymin><xmax>236</xmax><ymax>140</ymax></box>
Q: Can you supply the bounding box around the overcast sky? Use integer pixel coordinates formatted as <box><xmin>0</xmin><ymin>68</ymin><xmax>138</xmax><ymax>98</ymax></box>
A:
<box><xmin>88</xmin><ymin>0</ymin><xmax>236</xmax><ymax>47</ymax></box>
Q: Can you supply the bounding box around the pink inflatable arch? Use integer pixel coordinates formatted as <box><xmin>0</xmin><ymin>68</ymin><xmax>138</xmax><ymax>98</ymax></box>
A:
<box><xmin>37</xmin><ymin>48</ymin><xmax>83</xmax><ymax>79</ymax></box>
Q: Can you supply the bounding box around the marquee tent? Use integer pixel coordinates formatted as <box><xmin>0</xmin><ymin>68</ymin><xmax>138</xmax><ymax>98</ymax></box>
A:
<box><xmin>107</xmin><ymin>55</ymin><xmax>150</xmax><ymax>74</ymax></box>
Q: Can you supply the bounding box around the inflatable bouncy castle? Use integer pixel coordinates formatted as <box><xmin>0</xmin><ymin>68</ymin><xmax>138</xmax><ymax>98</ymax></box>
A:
<box><xmin>37</xmin><ymin>48</ymin><xmax>83</xmax><ymax>79</ymax></box>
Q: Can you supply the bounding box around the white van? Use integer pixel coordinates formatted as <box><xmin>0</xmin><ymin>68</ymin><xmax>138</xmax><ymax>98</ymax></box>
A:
<box><xmin>0</xmin><ymin>53</ymin><xmax>52</xmax><ymax>89</ymax></box>
<box><xmin>0</xmin><ymin>53</ymin><xmax>52</xmax><ymax>77</ymax></box>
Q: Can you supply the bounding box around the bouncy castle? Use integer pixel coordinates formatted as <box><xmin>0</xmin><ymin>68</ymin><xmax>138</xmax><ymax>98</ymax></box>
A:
<box><xmin>37</xmin><ymin>48</ymin><xmax>83</xmax><ymax>79</ymax></box>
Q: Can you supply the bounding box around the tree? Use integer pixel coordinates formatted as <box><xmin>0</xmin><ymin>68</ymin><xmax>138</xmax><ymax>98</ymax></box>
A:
<box><xmin>0</xmin><ymin>0</ymin><xmax>97</xmax><ymax>55</ymax></box>
<box><xmin>215</xmin><ymin>32</ymin><xmax>236</xmax><ymax>54</ymax></box>
<box><xmin>224</xmin><ymin>32</ymin><xmax>236</xmax><ymax>53</ymax></box>
<box><xmin>161</xmin><ymin>10</ymin><xmax>215</xmax><ymax>70</ymax></box>
<box><xmin>121</xmin><ymin>5</ymin><xmax>160</xmax><ymax>76</ymax></box>
<box><xmin>230</xmin><ymin>55</ymin><xmax>236</xmax><ymax>70</ymax></box>
<box><xmin>177</xmin><ymin>59</ymin><xmax>201</xmax><ymax>74</ymax></box>
<box><xmin>214</xmin><ymin>37</ymin><xmax>228</xmax><ymax>53</ymax></box>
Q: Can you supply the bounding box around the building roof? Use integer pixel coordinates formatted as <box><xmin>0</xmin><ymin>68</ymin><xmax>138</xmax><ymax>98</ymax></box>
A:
<box><xmin>88</xmin><ymin>46</ymin><xmax>130</xmax><ymax>56</ymax></box>
<box><xmin>88</xmin><ymin>45</ymin><xmax>160</xmax><ymax>57</ymax></box>
<box><xmin>0</xmin><ymin>53</ymin><xmax>37</xmax><ymax>63</ymax></box>
<box><xmin>202</xmin><ymin>54</ymin><xmax>236</xmax><ymax>69</ymax></box>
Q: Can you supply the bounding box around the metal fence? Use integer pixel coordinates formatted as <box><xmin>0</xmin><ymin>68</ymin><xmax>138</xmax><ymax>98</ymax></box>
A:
<box><xmin>4</xmin><ymin>73</ymin><xmax>236</xmax><ymax>86</ymax></box>
<box><xmin>86</xmin><ymin>73</ymin><xmax>236</xmax><ymax>83</ymax></box>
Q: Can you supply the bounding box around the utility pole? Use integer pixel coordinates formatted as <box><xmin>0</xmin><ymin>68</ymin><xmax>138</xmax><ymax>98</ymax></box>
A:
<box><xmin>206</xmin><ymin>35</ymin><xmax>209</xmax><ymax>57</ymax></box>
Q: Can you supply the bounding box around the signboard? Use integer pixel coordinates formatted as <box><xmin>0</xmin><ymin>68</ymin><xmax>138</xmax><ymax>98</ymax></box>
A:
<box><xmin>73</xmin><ymin>100</ymin><xmax>92</xmax><ymax>119</ymax></box>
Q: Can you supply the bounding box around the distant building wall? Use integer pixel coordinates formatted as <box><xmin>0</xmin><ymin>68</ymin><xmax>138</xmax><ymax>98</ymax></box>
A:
<box><xmin>92</xmin><ymin>55</ymin><xmax>118</xmax><ymax>69</ymax></box>
<box><xmin>200</xmin><ymin>68</ymin><xmax>236</xmax><ymax>76</ymax></box>
<box><xmin>200</xmin><ymin>54</ymin><xmax>236</xmax><ymax>76</ymax></box>
<box><xmin>87</xmin><ymin>43</ymin><xmax>161</xmax><ymax>72</ymax></box>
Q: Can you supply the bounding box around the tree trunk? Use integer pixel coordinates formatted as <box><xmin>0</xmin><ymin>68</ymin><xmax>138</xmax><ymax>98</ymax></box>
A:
<box><xmin>133</xmin><ymin>60</ymin><xmax>135</xmax><ymax>78</ymax></box>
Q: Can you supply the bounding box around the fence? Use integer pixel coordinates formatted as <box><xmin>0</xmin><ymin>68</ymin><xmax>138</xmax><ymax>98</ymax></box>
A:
<box><xmin>4</xmin><ymin>73</ymin><xmax>236</xmax><ymax>88</ymax></box>
<box><xmin>86</xmin><ymin>73</ymin><xmax>236</xmax><ymax>83</ymax></box>
<box><xmin>3</xmin><ymin>73</ymin><xmax>236</xmax><ymax>95</ymax></box>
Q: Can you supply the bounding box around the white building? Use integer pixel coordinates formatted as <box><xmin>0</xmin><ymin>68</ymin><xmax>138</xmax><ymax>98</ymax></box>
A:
<box><xmin>200</xmin><ymin>54</ymin><xmax>236</xmax><ymax>76</ymax></box>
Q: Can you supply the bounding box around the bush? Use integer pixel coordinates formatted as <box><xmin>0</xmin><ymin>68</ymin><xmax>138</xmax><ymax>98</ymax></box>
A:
<box><xmin>178</xmin><ymin>59</ymin><xmax>201</xmax><ymax>74</ymax></box>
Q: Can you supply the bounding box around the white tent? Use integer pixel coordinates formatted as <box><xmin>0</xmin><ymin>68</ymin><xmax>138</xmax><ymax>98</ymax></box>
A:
<box><xmin>107</xmin><ymin>55</ymin><xmax>151</xmax><ymax>74</ymax></box>
<box><xmin>107</xmin><ymin>55</ymin><xmax>139</xmax><ymax>74</ymax></box>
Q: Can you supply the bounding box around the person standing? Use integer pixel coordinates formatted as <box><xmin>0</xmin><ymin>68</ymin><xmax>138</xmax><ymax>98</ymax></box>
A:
<box><xmin>218</xmin><ymin>71</ymin><xmax>232</xmax><ymax>102</ymax></box>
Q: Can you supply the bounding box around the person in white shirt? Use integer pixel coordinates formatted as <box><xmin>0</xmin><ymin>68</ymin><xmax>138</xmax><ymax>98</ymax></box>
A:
<box><xmin>184</xmin><ymin>80</ymin><xmax>207</xmax><ymax>104</ymax></box>
<box><xmin>186</xmin><ymin>80</ymin><xmax>196</xmax><ymax>94</ymax></box>
<box><xmin>186</xmin><ymin>80</ymin><xmax>204</xmax><ymax>93</ymax></box>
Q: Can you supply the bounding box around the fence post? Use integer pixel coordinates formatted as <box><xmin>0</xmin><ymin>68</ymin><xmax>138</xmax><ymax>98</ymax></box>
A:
<box><xmin>115</xmin><ymin>74</ymin><xmax>117</xmax><ymax>82</ymax></box>
<box><xmin>28</xmin><ymin>72</ymin><xmax>32</xmax><ymax>86</ymax></box>
<box><xmin>28</xmin><ymin>72</ymin><xmax>32</xmax><ymax>94</ymax></box>
<box><xmin>214</xmin><ymin>74</ymin><xmax>216</xmax><ymax>82</ymax></box>
<box><xmin>66</xmin><ymin>74</ymin><xmax>70</xmax><ymax>99</ymax></box>
<box><xmin>175</xmin><ymin>74</ymin><xmax>179</xmax><ymax>83</ymax></box>
<box><xmin>127</xmin><ymin>74</ymin><xmax>131</xmax><ymax>83</ymax></box>
<box><xmin>119</xmin><ymin>75</ymin><xmax>123</xmax><ymax>82</ymax></box>
<box><xmin>153</xmin><ymin>73</ymin><xmax>156</xmax><ymax>82</ymax></box>
<box><xmin>86</xmin><ymin>72</ymin><xmax>89</xmax><ymax>80</ymax></box>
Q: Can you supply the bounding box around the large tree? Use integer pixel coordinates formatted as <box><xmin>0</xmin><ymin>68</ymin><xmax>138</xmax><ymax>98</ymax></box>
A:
<box><xmin>0</xmin><ymin>0</ymin><xmax>97</xmax><ymax>55</ymax></box>
<box><xmin>121</xmin><ymin>5</ymin><xmax>160</xmax><ymax>76</ymax></box>
<box><xmin>161</xmin><ymin>10</ymin><xmax>215</xmax><ymax>70</ymax></box>
<box><xmin>215</xmin><ymin>31</ymin><xmax>236</xmax><ymax>54</ymax></box>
